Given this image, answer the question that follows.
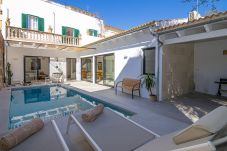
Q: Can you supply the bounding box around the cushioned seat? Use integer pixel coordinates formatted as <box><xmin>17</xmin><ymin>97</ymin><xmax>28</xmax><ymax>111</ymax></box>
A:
<box><xmin>136</xmin><ymin>106</ymin><xmax>227</xmax><ymax>151</ymax></box>
<box><xmin>115</xmin><ymin>78</ymin><xmax>141</xmax><ymax>99</ymax></box>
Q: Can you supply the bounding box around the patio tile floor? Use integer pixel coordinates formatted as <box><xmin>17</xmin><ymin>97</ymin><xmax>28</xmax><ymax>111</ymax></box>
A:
<box><xmin>0</xmin><ymin>81</ymin><xmax>226</xmax><ymax>151</ymax></box>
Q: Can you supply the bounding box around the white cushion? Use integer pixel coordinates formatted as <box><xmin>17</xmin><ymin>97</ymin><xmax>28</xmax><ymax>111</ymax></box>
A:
<box><xmin>173</xmin><ymin>106</ymin><xmax>227</xmax><ymax>145</ymax></box>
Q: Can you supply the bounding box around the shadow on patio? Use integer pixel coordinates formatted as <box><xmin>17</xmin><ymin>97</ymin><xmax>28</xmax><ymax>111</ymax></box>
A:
<box><xmin>167</xmin><ymin>92</ymin><xmax>227</xmax><ymax>122</ymax></box>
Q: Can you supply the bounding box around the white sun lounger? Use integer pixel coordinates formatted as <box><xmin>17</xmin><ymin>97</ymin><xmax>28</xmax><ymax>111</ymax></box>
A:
<box><xmin>135</xmin><ymin>131</ymin><xmax>227</xmax><ymax>151</ymax></box>
<box><xmin>8</xmin><ymin>120</ymin><xmax>69</xmax><ymax>151</ymax></box>
<box><xmin>135</xmin><ymin>106</ymin><xmax>227</xmax><ymax>151</ymax></box>
<box><xmin>66</xmin><ymin>106</ymin><xmax>227</xmax><ymax>151</ymax></box>
<box><xmin>66</xmin><ymin>108</ymin><xmax>159</xmax><ymax>151</ymax></box>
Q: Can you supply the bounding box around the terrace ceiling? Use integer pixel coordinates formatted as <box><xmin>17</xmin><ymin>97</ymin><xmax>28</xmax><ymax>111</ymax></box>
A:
<box><xmin>5</xmin><ymin>40</ymin><xmax>88</xmax><ymax>51</ymax></box>
<box><xmin>157</xmin><ymin>12</ymin><xmax>227</xmax><ymax>45</ymax></box>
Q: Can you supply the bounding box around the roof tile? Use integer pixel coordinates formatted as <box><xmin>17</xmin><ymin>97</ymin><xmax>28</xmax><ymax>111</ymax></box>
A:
<box><xmin>156</xmin><ymin>11</ymin><xmax>227</xmax><ymax>33</ymax></box>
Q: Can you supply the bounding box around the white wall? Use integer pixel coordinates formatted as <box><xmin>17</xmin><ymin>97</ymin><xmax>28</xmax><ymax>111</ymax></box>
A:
<box><xmin>2</xmin><ymin>0</ymin><xmax>102</xmax><ymax>45</ymax></box>
<box><xmin>194</xmin><ymin>38</ymin><xmax>227</xmax><ymax>95</ymax></box>
<box><xmin>7</xmin><ymin>46</ymin><xmax>78</xmax><ymax>82</ymax></box>
<box><xmin>79</xmin><ymin>28</ymin><xmax>158</xmax><ymax>98</ymax></box>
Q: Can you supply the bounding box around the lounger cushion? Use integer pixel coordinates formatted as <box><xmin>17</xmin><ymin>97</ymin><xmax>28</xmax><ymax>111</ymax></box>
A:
<box><xmin>135</xmin><ymin>131</ymin><xmax>214</xmax><ymax>151</ymax></box>
<box><xmin>173</xmin><ymin>106</ymin><xmax>227</xmax><ymax>144</ymax></box>
<box><xmin>81</xmin><ymin>104</ymin><xmax>104</xmax><ymax>122</ymax></box>
<box><xmin>0</xmin><ymin>119</ymin><xmax>44</xmax><ymax>150</ymax></box>
<box><xmin>10</xmin><ymin>122</ymin><xmax>64</xmax><ymax>151</ymax></box>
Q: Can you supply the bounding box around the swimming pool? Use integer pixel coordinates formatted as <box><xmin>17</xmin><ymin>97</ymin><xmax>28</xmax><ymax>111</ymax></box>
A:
<box><xmin>10</xmin><ymin>85</ymin><xmax>134</xmax><ymax>129</ymax></box>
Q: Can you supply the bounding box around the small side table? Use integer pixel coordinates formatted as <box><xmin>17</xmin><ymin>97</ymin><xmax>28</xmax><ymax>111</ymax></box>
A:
<box><xmin>215</xmin><ymin>80</ymin><xmax>227</xmax><ymax>96</ymax></box>
<box><xmin>45</xmin><ymin>77</ymin><xmax>51</xmax><ymax>84</ymax></box>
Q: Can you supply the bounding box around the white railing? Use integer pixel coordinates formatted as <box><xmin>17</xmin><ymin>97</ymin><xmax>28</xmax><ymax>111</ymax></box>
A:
<box><xmin>6</xmin><ymin>26</ymin><xmax>80</xmax><ymax>46</ymax></box>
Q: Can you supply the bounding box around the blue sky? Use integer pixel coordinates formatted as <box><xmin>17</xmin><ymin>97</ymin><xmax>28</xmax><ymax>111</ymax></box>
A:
<box><xmin>55</xmin><ymin>0</ymin><xmax>227</xmax><ymax>30</ymax></box>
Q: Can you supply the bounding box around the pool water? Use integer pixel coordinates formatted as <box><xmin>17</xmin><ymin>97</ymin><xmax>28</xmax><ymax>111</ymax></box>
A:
<box><xmin>10</xmin><ymin>85</ymin><xmax>134</xmax><ymax>129</ymax></box>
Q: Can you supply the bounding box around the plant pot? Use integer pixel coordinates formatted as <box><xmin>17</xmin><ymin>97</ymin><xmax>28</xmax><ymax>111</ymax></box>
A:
<box><xmin>149</xmin><ymin>95</ymin><xmax>157</xmax><ymax>101</ymax></box>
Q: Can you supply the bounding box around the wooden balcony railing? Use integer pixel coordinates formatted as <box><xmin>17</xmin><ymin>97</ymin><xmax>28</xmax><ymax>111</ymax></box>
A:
<box><xmin>6</xmin><ymin>26</ymin><xmax>80</xmax><ymax>46</ymax></box>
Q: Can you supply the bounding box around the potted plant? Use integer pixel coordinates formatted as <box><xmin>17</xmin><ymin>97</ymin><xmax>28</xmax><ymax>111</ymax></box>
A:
<box><xmin>6</xmin><ymin>62</ymin><xmax>13</xmax><ymax>86</ymax></box>
<box><xmin>140</xmin><ymin>74</ymin><xmax>156</xmax><ymax>101</ymax></box>
<box><xmin>5</xmin><ymin>18</ymin><xmax>11</xmax><ymax>26</ymax></box>
<box><xmin>48</xmin><ymin>25</ymin><xmax>53</xmax><ymax>33</ymax></box>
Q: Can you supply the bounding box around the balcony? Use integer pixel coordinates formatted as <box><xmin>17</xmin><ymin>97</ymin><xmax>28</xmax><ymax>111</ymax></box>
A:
<box><xmin>6</xmin><ymin>26</ymin><xmax>80</xmax><ymax>48</ymax></box>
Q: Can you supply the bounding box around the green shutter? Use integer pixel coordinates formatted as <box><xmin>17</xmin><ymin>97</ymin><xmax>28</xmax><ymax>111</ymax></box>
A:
<box><xmin>73</xmin><ymin>29</ymin><xmax>80</xmax><ymax>37</ymax></box>
<box><xmin>62</xmin><ymin>26</ymin><xmax>67</xmax><ymax>35</ymax></box>
<box><xmin>88</xmin><ymin>29</ymin><xmax>93</xmax><ymax>36</ymax></box>
<box><xmin>94</xmin><ymin>30</ymin><xmax>98</xmax><ymax>37</ymax></box>
<box><xmin>22</xmin><ymin>14</ymin><xmax>28</xmax><ymax>28</ymax></box>
<box><xmin>38</xmin><ymin>17</ymin><xmax>44</xmax><ymax>32</ymax></box>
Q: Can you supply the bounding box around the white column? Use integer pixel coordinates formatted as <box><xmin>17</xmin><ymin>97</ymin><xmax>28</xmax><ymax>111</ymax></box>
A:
<box><xmin>76</xmin><ymin>57</ymin><xmax>81</xmax><ymax>81</ymax></box>
<box><xmin>158</xmin><ymin>46</ymin><xmax>163</xmax><ymax>101</ymax></box>
<box><xmin>92</xmin><ymin>56</ymin><xmax>95</xmax><ymax>84</ymax></box>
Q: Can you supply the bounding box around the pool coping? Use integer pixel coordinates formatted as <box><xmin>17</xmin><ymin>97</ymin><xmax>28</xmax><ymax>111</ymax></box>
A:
<box><xmin>61</xmin><ymin>84</ymin><xmax>136</xmax><ymax>116</ymax></box>
<box><xmin>0</xmin><ymin>88</ymin><xmax>11</xmax><ymax>135</ymax></box>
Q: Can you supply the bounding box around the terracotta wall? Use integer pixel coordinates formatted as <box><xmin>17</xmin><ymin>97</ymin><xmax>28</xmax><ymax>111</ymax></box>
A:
<box><xmin>0</xmin><ymin>32</ymin><xmax>4</xmax><ymax>88</ymax></box>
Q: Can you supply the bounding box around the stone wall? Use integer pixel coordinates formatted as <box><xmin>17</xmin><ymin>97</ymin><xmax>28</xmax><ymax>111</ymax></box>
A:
<box><xmin>0</xmin><ymin>32</ymin><xmax>4</xmax><ymax>88</ymax></box>
<box><xmin>162</xmin><ymin>43</ymin><xmax>194</xmax><ymax>100</ymax></box>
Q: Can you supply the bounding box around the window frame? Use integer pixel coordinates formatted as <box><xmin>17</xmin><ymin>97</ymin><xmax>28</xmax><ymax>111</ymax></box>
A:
<box><xmin>62</xmin><ymin>26</ymin><xmax>80</xmax><ymax>37</ymax></box>
<box><xmin>28</xmin><ymin>15</ymin><xmax>39</xmax><ymax>31</ymax></box>
<box><xmin>88</xmin><ymin>29</ymin><xmax>98</xmax><ymax>37</ymax></box>
<box><xmin>143</xmin><ymin>47</ymin><xmax>156</xmax><ymax>75</ymax></box>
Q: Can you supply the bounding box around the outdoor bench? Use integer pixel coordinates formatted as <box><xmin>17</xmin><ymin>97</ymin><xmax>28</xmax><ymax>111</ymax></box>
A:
<box><xmin>115</xmin><ymin>78</ymin><xmax>141</xmax><ymax>99</ymax></box>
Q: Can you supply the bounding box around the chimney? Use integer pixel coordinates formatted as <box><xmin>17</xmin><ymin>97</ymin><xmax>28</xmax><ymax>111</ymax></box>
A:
<box><xmin>188</xmin><ymin>11</ymin><xmax>201</xmax><ymax>21</ymax></box>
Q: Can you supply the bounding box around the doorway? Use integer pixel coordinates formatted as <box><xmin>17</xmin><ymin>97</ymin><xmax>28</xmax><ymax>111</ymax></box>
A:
<box><xmin>66</xmin><ymin>58</ymin><xmax>76</xmax><ymax>80</ymax></box>
<box><xmin>81</xmin><ymin>57</ymin><xmax>93</xmax><ymax>82</ymax></box>
<box><xmin>24</xmin><ymin>56</ymin><xmax>49</xmax><ymax>83</ymax></box>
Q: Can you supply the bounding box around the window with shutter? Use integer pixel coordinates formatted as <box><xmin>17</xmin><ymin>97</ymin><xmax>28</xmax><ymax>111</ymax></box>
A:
<box><xmin>88</xmin><ymin>29</ymin><xmax>93</xmax><ymax>36</ymax></box>
<box><xmin>88</xmin><ymin>29</ymin><xmax>98</xmax><ymax>37</ymax></box>
<box><xmin>22</xmin><ymin>14</ymin><xmax>44</xmax><ymax>31</ymax></box>
<box><xmin>62</xmin><ymin>26</ymin><xmax>80</xmax><ymax>37</ymax></box>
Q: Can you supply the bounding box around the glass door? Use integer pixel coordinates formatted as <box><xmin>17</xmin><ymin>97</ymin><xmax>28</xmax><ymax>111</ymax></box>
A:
<box><xmin>24</xmin><ymin>56</ymin><xmax>49</xmax><ymax>83</ymax></box>
<box><xmin>95</xmin><ymin>54</ymin><xmax>115</xmax><ymax>86</ymax></box>
<box><xmin>95</xmin><ymin>56</ymin><xmax>104</xmax><ymax>85</ymax></box>
<box><xmin>24</xmin><ymin>57</ymin><xmax>38</xmax><ymax>83</ymax></box>
<box><xmin>81</xmin><ymin>57</ymin><xmax>93</xmax><ymax>82</ymax></box>
<box><xmin>66</xmin><ymin>58</ymin><xmax>76</xmax><ymax>80</ymax></box>
<box><xmin>103</xmin><ymin>54</ymin><xmax>115</xmax><ymax>86</ymax></box>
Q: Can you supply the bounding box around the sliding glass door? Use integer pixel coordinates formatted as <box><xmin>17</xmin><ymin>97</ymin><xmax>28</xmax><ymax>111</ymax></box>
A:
<box><xmin>96</xmin><ymin>56</ymin><xmax>104</xmax><ymax>85</ymax></box>
<box><xmin>81</xmin><ymin>57</ymin><xmax>93</xmax><ymax>82</ymax></box>
<box><xmin>103</xmin><ymin>55</ymin><xmax>115</xmax><ymax>86</ymax></box>
<box><xmin>95</xmin><ymin>54</ymin><xmax>115</xmax><ymax>86</ymax></box>
<box><xmin>24</xmin><ymin>56</ymin><xmax>49</xmax><ymax>83</ymax></box>
<box><xmin>66</xmin><ymin>58</ymin><xmax>76</xmax><ymax>80</ymax></box>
